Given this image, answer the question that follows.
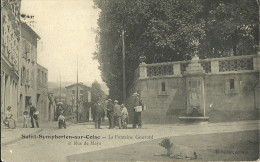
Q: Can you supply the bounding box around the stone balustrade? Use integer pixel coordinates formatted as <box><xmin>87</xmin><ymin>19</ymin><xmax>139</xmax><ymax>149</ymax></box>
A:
<box><xmin>135</xmin><ymin>54</ymin><xmax>259</xmax><ymax>79</ymax></box>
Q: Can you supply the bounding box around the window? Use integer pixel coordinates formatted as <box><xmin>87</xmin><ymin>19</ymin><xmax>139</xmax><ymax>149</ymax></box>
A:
<box><xmin>225</xmin><ymin>77</ymin><xmax>239</xmax><ymax>93</ymax></box>
<box><xmin>72</xmin><ymin>90</ymin><xmax>75</xmax><ymax>94</ymax></box>
<box><xmin>229</xmin><ymin>79</ymin><xmax>235</xmax><ymax>90</ymax></box>
<box><xmin>80</xmin><ymin>90</ymin><xmax>83</xmax><ymax>94</ymax></box>
<box><xmin>158</xmin><ymin>80</ymin><xmax>168</xmax><ymax>95</ymax></box>
<box><xmin>161</xmin><ymin>82</ymin><xmax>166</xmax><ymax>91</ymax></box>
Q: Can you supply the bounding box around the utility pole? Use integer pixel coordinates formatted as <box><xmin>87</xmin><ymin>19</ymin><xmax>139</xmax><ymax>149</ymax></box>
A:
<box><xmin>122</xmin><ymin>30</ymin><xmax>126</xmax><ymax>103</ymax></box>
<box><xmin>59</xmin><ymin>74</ymin><xmax>61</xmax><ymax>102</ymax></box>
<box><xmin>76</xmin><ymin>56</ymin><xmax>79</xmax><ymax>123</ymax></box>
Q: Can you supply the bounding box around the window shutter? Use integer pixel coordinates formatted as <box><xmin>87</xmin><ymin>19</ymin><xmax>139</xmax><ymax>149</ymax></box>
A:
<box><xmin>26</xmin><ymin>68</ymin><xmax>30</xmax><ymax>85</ymax></box>
<box><xmin>22</xmin><ymin>41</ymin><xmax>26</xmax><ymax>58</ymax></box>
<box><xmin>27</xmin><ymin>43</ymin><xmax>31</xmax><ymax>61</ymax></box>
<box><xmin>31</xmin><ymin>70</ymin><xmax>34</xmax><ymax>89</ymax></box>
<box><xmin>31</xmin><ymin>45</ymin><xmax>34</xmax><ymax>63</ymax></box>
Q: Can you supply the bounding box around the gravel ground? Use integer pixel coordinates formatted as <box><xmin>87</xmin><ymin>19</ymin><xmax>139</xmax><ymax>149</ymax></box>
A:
<box><xmin>67</xmin><ymin>130</ymin><xmax>259</xmax><ymax>161</ymax></box>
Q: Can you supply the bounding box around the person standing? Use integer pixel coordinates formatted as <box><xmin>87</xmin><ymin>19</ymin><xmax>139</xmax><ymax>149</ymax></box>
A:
<box><xmin>113</xmin><ymin>100</ymin><xmax>122</xmax><ymax>129</ymax></box>
<box><xmin>121</xmin><ymin>104</ymin><xmax>128</xmax><ymax>129</ymax></box>
<box><xmin>4</xmin><ymin>106</ymin><xmax>16</xmax><ymax>129</ymax></box>
<box><xmin>23</xmin><ymin>110</ymin><xmax>29</xmax><ymax>128</ymax></box>
<box><xmin>133</xmin><ymin>92</ymin><xmax>144</xmax><ymax>128</ymax></box>
<box><xmin>106</xmin><ymin>99</ymin><xmax>114</xmax><ymax>129</ymax></box>
<box><xmin>30</xmin><ymin>104</ymin><xmax>39</xmax><ymax>128</ymax></box>
<box><xmin>94</xmin><ymin>101</ymin><xmax>103</xmax><ymax>129</ymax></box>
<box><xmin>58</xmin><ymin>110</ymin><xmax>66</xmax><ymax>129</ymax></box>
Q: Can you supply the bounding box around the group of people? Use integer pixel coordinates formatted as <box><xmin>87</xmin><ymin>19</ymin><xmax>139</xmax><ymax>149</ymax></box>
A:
<box><xmin>3</xmin><ymin>106</ymin><xmax>16</xmax><ymax>129</ymax></box>
<box><xmin>3</xmin><ymin>103</ymin><xmax>39</xmax><ymax>129</ymax></box>
<box><xmin>3</xmin><ymin>92</ymin><xmax>144</xmax><ymax>130</ymax></box>
<box><xmin>23</xmin><ymin>103</ymin><xmax>40</xmax><ymax>128</ymax></box>
<box><xmin>92</xmin><ymin>92</ymin><xmax>144</xmax><ymax>129</ymax></box>
<box><xmin>105</xmin><ymin>99</ymin><xmax>129</xmax><ymax>129</ymax></box>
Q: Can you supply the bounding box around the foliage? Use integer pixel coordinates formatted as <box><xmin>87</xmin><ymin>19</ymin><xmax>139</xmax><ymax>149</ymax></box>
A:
<box><xmin>93</xmin><ymin>0</ymin><xmax>259</xmax><ymax>101</ymax></box>
<box><xmin>91</xmin><ymin>80</ymin><xmax>106</xmax><ymax>105</ymax></box>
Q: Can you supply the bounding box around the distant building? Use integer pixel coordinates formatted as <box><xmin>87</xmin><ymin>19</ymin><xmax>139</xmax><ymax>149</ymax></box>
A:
<box><xmin>65</xmin><ymin>83</ymin><xmax>91</xmax><ymax>121</ymax></box>
<box><xmin>1</xmin><ymin>0</ymin><xmax>21</xmax><ymax>121</ymax></box>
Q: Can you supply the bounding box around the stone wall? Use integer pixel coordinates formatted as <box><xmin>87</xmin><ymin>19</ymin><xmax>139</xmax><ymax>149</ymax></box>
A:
<box><xmin>128</xmin><ymin>54</ymin><xmax>260</xmax><ymax>123</ymax></box>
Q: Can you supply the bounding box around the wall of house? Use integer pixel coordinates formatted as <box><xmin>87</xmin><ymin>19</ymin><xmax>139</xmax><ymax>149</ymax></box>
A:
<box><xmin>17</xmin><ymin>25</ymin><xmax>38</xmax><ymax>122</ymax></box>
<box><xmin>36</xmin><ymin>64</ymin><xmax>49</xmax><ymax>121</ymax></box>
<box><xmin>1</xmin><ymin>1</ymin><xmax>21</xmax><ymax>121</ymax></box>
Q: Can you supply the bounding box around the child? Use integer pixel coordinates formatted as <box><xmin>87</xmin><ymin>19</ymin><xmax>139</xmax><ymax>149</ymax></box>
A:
<box><xmin>58</xmin><ymin>110</ymin><xmax>66</xmax><ymax>129</ymax></box>
<box><xmin>121</xmin><ymin>104</ymin><xmax>128</xmax><ymax>129</ymax></box>
<box><xmin>23</xmin><ymin>110</ymin><xmax>29</xmax><ymax>128</ymax></box>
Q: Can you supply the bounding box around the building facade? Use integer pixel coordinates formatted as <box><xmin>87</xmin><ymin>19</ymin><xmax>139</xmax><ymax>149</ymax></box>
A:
<box><xmin>1</xmin><ymin>0</ymin><xmax>21</xmax><ymax>121</ymax></box>
<box><xmin>128</xmin><ymin>53</ymin><xmax>260</xmax><ymax>124</ymax></box>
<box><xmin>36</xmin><ymin>64</ymin><xmax>49</xmax><ymax>121</ymax></box>
<box><xmin>65</xmin><ymin>83</ymin><xmax>91</xmax><ymax>121</ymax></box>
<box><xmin>17</xmin><ymin>22</ymin><xmax>49</xmax><ymax>122</ymax></box>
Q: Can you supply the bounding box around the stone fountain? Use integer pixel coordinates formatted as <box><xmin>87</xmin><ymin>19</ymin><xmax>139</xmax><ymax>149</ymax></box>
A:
<box><xmin>178</xmin><ymin>55</ymin><xmax>209</xmax><ymax>123</ymax></box>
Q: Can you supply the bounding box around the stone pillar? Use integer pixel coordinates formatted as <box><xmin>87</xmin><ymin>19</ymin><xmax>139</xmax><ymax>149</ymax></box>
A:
<box><xmin>211</xmin><ymin>60</ymin><xmax>219</xmax><ymax>73</ymax></box>
<box><xmin>173</xmin><ymin>63</ymin><xmax>181</xmax><ymax>75</ymax></box>
<box><xmin>253</xmin><ymin>54</ymin><xmax>260</xmax><ymax>71</ymax></box>
<box><xmin>184</xmin><ymin>55</ymin><xmax>206</xmax><ymax>116</ymax></box>
<box><xmin>139</xmin><ymin>63</ymin><xmax>147</xmax><ymax>79</ymax></box>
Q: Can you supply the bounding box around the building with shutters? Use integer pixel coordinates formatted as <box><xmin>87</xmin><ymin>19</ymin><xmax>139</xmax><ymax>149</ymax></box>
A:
<box><xmin>1</xmin><ymin>0</ymin><xmax>21</xmax><ymax>121</ymax></box>
<box><xmin>17</xmin><ymin>22</ymin><xmax>49</xmax><ymax>122</ymax></box>
<box><xmin>36</xmin><ymin>64</ymin><xmax>49</xmax><ymax>121</ymax></box>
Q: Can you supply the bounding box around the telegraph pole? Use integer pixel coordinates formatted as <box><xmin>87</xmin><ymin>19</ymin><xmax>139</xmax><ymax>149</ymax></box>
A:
<box><xmin>59</xmin><ymin>74</ymin><xmax>61</xmax><ymax>102</ymax></box>
<box><xmin>122</xmin><ymin>30</ymin><xmax>126</xmax><ymax>103</ymax></box>
<box><xmin>76</xmin><ymin>56</ymin><xmax>79</xmax><ymax>123</ymax></box>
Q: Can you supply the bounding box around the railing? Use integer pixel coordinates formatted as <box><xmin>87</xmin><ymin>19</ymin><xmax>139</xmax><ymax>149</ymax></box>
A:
<box><xmin>147</xmin><ymin>64</ymin><xmax>173</xmax><ymax>77</ymax></box>
<box><xmin>135</xmin><ymin>54</ymin><xmax>258</xmax><ymax>79</ymax></box>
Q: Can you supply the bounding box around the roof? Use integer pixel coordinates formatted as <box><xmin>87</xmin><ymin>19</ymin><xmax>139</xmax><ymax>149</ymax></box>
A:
<box><xmin>21</xmin><ymin>22</ymin><xmax>41</xmax><ymax>39</ymax></box>
<box><xmin>65</xmin><ymin>83</ymin><xmax>91</xmax><ymax>90</ymax></box>
<box><xmin>37</xmin><ymin>63</ymin><xmax>48</xmax><ymax>71</ymax></box>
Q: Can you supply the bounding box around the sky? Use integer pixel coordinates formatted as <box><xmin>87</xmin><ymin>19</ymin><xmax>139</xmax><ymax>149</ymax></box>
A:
<box><xmin>20</xmin><ymin>0</ymin><xmax>102</xmax><ymax>84</ymax></box>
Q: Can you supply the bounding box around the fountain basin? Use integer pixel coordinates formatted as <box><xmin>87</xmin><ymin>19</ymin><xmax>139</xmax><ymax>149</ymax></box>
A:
<box><xmin>178</xmin><ymin>116</ymin><xmax>209</xmax><ymax>124</ymax></box>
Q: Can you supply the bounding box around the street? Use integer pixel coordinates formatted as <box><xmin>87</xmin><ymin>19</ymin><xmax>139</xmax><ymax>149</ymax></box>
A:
<box><xmin>1</xmin><ymin>120</ymin><xmax>259</xmax><ymax>161</ymax></box>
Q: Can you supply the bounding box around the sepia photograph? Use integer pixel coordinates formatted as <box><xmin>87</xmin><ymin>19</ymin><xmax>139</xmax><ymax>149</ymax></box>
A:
<box><xmin>1</xmin><ymin>0</ymin><xmax>260</xmax><ymax>161</ymax></box>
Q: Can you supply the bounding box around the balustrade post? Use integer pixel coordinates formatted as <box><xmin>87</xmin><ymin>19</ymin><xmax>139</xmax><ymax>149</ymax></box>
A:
<box><xmin>139</xmin><ymin>63</ymin><xmax>147</xmax><ymax>79</ymax></box>
<box><xmin>253</xmin><ymin>47</ymin><xmax>260</xmax><ymax>71</ymax></box>
<box><xmin>211</xmin><ymin>60</ymin><xmax>219</xmax><ymax>73</ymax></box>
<box><xmin>173</xmin><ymin>63</ymin><xmax>181</xmax><ymax>75</ymax></box>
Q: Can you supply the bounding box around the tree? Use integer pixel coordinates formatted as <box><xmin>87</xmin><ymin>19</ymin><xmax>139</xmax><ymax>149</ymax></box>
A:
<box><xmin>93</xmin><ymin>0</ymin><xmax>259</xmax><ymax>101</ymax></box>
<box><xmin>91</xmin><ymin>80</ymin><xmax>106</xmax><ymax>105</ymax></box>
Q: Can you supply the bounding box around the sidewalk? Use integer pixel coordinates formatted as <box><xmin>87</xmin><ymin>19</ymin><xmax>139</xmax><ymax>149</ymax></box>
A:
<box><xmin>1</xmin><ymin>121</ymin><xmax>61</xmax><ymax>146</ymax></box>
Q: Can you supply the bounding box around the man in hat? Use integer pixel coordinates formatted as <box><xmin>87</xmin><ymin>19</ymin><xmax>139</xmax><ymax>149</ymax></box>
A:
<box><xmin>83</xmin><ymin>101</ymin><xmax>90</xmax><ymax>122</ymax></box>
<box><xmin>93</xmin><ymin>101</ymin><xmax>103</xmax><ymax>129</ymax></box>
<box><xmin>106</xmin><ymin>99</ymin><xmax>114</xmax><ymax>129</ymax></box>
<box><xmin>132</xmin><ymin>92</ymin><xmax>144</xmax><ymax>128</ymax></box>
<box><xmin>29</xmin><ymin>104</ymin><xmax>39</xmax><ymax>128</ymax></box>
<box><xmin>113</xmin><ymin>100</ymin><xmax>122</xmax><ymax>129</ymax></box>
